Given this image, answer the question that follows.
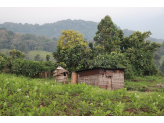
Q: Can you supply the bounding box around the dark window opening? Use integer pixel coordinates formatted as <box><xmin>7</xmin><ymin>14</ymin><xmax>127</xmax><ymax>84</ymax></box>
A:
<box><xmin>64</xmin><ymin>72</ymin><xmax>66</xmax><ymax>76</ymax></box>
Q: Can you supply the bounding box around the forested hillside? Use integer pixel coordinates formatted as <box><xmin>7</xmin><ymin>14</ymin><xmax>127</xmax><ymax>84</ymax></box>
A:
<box><xmin>0</xmin><ymin>20</ymin><xmax>98</xmax><ymax>40</ymax></box>
<box><xmin>0</xmin><ymin>28</ymin><xmax>58</xmax><ymax>53</ymax></box>
<box><xmin>0</xmin><ymin>19</ymin><xmax>163</xmax><ymax>43</ymax></box>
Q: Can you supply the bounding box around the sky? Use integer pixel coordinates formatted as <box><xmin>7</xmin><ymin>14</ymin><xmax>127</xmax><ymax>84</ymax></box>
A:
<box><xmin>0</xmin><ymin>0</ymin><xmax>164</xmax><ymax>39</ymax></box>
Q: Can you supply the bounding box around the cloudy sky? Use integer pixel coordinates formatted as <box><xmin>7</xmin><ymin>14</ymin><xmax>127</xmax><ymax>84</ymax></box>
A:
<box><xmin>0</xmin><ymin>1</ymin><xmax>164</xmax><ymax>39</ymax></box>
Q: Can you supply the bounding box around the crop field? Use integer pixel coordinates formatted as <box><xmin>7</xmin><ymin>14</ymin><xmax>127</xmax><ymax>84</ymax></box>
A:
<box><xmin>0</xmin><ymin>73</ymin><xmax>164</xmax><ymax>116</ymax></box>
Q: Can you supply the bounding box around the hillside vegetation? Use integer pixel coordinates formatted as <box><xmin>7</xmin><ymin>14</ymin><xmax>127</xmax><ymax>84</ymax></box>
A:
<box><xmin>0</xmin><ymin>20</ymin><xmax>163</xmax><ymax>43</ymax></box>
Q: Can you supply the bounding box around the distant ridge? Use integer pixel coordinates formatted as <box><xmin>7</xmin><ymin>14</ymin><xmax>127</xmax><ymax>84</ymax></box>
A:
<box><xmin>0</xmin><ymin>19</ymin><xmax>163</xmax><ymax>43</ymax></box>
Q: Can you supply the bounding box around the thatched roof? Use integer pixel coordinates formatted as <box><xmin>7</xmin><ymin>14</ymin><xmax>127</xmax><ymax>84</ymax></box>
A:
<box><xmin>53</xmin><ymin>66</ymin><xmax>69</xmax><ymax>76</ymax></box>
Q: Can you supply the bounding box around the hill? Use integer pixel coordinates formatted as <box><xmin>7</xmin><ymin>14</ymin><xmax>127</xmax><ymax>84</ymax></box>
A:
<box><xmin>0</xmin><ymin>20</ymin><xmax>163</xmax><ymax>43</ymax></box>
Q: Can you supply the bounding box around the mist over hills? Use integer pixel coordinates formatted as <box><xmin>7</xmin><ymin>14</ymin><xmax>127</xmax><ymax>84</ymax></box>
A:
<box><xmin>0</xmin><ymin>19</ymin><xmax>163</xmax><ymax>43</ymax></box>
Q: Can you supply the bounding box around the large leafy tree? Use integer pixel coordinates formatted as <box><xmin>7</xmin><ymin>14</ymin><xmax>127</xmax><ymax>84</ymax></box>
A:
<box><xmin>121</xmin><ymin>31</ymin><xmax>161</xmax><ymax>76</ymax></box>
<box><xmin>5</xmin><ymin>49</ymin><xmax>25</xmax><ymax>73</ymax></box>
<box><xmin>57</xmin><ymin>29</ymin><xmax>87</xmax><ymax>49</ymax></box>
<box><xmin>52</xmin><ymin>30</ymin><xmax>89</xmax><ymax>72</ymax></box>
<box><xmin>94</xmin><ymin>15</ymin><xmax>124</xmax><ymax>53</ymax></box>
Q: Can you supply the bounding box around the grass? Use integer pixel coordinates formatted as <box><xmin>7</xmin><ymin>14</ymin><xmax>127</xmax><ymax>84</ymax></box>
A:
<box><xmin>124</xmin><ymin>76</ymin><xmax>164</xmax><ymax>92</ymax></box>
<box><xmin>1</xmin><ymin>73</ymin><xmax>164</xmax><ymax>116</ymax></box>
<box><xmin>0</xmin><ymin>49</ymin><xmax>55</xmax><ymax>62</ymax></box>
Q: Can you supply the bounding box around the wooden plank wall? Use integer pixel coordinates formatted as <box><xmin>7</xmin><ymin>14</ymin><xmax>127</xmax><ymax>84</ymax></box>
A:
<box><xmin>56</xmin><ymin>76</ymin><xmax>68</xmax><ymax>84</ymax></box>
<box><xmin>78</xmin><ymin>69</ymin><xmax>99</xmax><ymax>77</ymax></box>
<box><xmin>112</xmin><ymin>72</ymin><xmax>124</xmax><ymax>90</ymax></box>
<box><xmin>78</xmin><ymin>69</ymin><xmax>124</xmax><ymax>90</ymax></box>
<box><xmin>78</xmin><ymin>74</ymin><xmax>99</xmax><ymax>86</ymax></box>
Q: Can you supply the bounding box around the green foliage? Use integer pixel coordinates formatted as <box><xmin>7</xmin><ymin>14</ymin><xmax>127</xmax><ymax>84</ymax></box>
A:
<box><xmin>0</xmin><ymin>52</ymin><xmax>8</xmax><ymax>60</ymax></box>
<box><xmin>0</xmin><ymin>29</ymin><xmax>58</xmax><ymax>53</ymax></box>
<box><xmin>0</xmin><ymin>56</ymin><xmax>6</xmax><ymax>72</ymax></box>
<box><xmin>88</xmin><ymin>42</ymin><xmax>93</xmax><ymax>49</ymax></box>
<box><xmin>88</xmin><ymin>52</ymin><xmax>127</xmax><ymax>69</ymax></box>
<box><xmin>57</xmin><ymin>29</ymin><xmax>87</xmax><ymax>49</ymax></box>
<box><xmin>46</xmin><ymin>54</ymin><xmax>50</xmax><ymax>62</ymax></box>
<box><xmin>9</xmin><ymin>59</ymin><xmax>56</xmax><ymax>77</ymax></box>
<box><xmin>53</xmin><ymin>30</ymin><xmax>89</xmax><ymax>72</ymax></box>
<box><xmin>94</xmin><ymin>15</ymin><xmax>123</xmax><ymax>53</ymax></box>
<box><xmin>53</xmin><ymin>44</ymin><xmax>90</xmax><ymax>72</ymax></box>
<box><xmin>9</xmin><ymin>49</ymin><xmax>25</xmax><ymax>59</ymax></box>
<box><xmin>160</xmin><ymin>61</ymin><xmax>164</xmax><ymax>73</ymax></box>
<box><xmin>1</xmin><ymin>73</ymin><xmax>164</xmax><ymax>116</ymax></box>
<box><xmin>121</xmin><ymin>31</ymin><xmax>161</xmax><ymax>76</ymax></box>
<box><xmin>34</xmin><ymin>54</ymin><xmax>41</xmax><ymax>61</ymax></box>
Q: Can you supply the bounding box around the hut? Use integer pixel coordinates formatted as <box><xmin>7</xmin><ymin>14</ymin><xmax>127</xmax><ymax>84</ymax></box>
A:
<box><xmin>76</xmin><ymin>67</ymin><xmax>124</xmax><ymax>90</ymax></box>
<box><xmin>53</xmin><ymin>66</ymin><xmax>69</xmax><ymax>84</ymax></box>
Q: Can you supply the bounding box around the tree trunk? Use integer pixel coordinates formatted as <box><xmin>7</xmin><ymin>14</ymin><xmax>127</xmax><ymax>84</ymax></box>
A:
<box><xmin>71</xmin><ymin>72</ymin><xmax>77</xmax><ymax>84</ymax></box>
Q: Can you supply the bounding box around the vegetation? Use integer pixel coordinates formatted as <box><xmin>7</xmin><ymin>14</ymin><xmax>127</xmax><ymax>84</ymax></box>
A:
<box><xmin>0</xmin><ymin>20</ymin><xmax>163</xmax><ymax>43</ymax></box>
<box><xmin>0</xmin><ymin>28</ymin><xmax>58</xmax><ymax>54</ymax></box>
<box><xmin>53</xmin><ymin>15</ymin><xmax>161</xmax><ymax>79</ymax></box>
<box><xmin>0</xmin><ymin>73</ymin><xmax>164</xmax><ymax>116</ymax></box>
<box><xmin>0</xmin><ymin>49</ymin><xmax>55</xmax><ymax>62</ymax></box>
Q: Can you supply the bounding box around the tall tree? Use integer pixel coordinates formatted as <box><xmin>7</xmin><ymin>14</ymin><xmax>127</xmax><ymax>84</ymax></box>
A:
<box><xmin>94</xmin><ymin>15</ymin><xmax>123</xmax><ymax>53</ymax></box>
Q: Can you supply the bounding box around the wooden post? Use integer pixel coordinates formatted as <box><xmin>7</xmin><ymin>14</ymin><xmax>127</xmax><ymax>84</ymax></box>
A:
<box><xmin>107</xmin><ymin>77</ymin><xmax>112</xmax><ymax>90</ymax></box>
<box><xmin>71</xmin><ymin>72</ymin><xmax>77</xmax><ymax>84</ymax></box>
<box><xmin>44</xmin><ymin>71</ymin><xmax>47</xmax><ymax>78</ymax></box>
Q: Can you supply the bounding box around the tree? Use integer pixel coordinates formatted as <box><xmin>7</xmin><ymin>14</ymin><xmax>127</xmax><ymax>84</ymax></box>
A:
<box><xmin>121</xmin><ymin>31</ymin><xmax>161</xmax><ymax>76</ymax></box>
<box><xmin>34</xmin><ymin>54</ymin><xmax>41</xmax><ymax>61</ymax></box>
<box><xmin>57</xmin><ymin>29</ymin><xmax>87</xmax><ymax>49</ymax></box>
<box><xmin>52</xmin><ymin>30</ymin><xmax>89</xmax><ymax>72</ymax></box>
<box><xmin>93</xmin><ymin>15</ymin><xmax>123</xmax><ymax>53</ymax></box>
<box><xmin>10</xmin><ymin>44</ymin><xmax>16</xmax><ymax>50</ymax></box>
<box><xmin>9</xmin><ymin>49</ymin><xmax>25</xmax><ymax>59</ymax></box>
<box><xmin>6</xmin><ymin>49</ymin><xmax>25</xmax><ymax>73</ymax></box>
<box><xmin>24</xmin><ymin>45</ymin><xmax>30</xmax><ymax>54</ymax></box>
<box><xmin>160</xmin><ymin>61</ymin><xmax>164</xmax><ymax>73</ymax></box>
<box><xmin>46</xmin><ymin>54</ymin><xmax>50</xmax><ymax>62</ymax></box>
<box><xmin>154</xmin><ymin>52</ymin><xmax>161</xmax><ymax>69</ymax></box>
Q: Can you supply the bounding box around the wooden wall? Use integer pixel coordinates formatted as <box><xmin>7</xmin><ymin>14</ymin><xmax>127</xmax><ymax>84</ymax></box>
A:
<box><xmin>112</xmin><ymin>72</ymin><xmax>124</xmax><ymax>90</ymax></box>
<box><xmin>77</xmin><ymin>68</ymin><xmax>124</xmax><ymax>90</ymax></box>
<box><xmin>78</xmin><ymin>74</ymin><xmax>100</xmax><ymax>86</ymax></box>
<box><xmin>56</xmin><ymin>75</ymin><xmax>68</xmax><ymax>84</ymax></box>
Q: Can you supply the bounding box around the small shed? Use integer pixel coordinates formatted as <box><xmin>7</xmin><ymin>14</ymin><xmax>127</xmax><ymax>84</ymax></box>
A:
<box><xmin>53</xmin><ymin>66</ymin><xmax>69</xmax><ymax>84</ymax></box>
<box><xmin>76</xmin><ymin>67</ymin><xmax>124</xmax><ymax>90</ymax></box>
